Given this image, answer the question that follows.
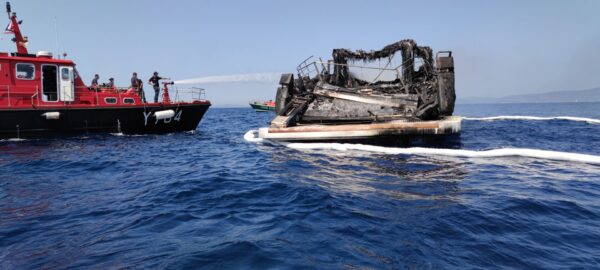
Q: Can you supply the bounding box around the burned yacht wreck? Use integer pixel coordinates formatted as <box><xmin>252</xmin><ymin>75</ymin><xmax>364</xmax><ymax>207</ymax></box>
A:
<box><xmin>258</xmin><ymin>39</ymin><xmax>461</xmax><ymax>143</ymax></box>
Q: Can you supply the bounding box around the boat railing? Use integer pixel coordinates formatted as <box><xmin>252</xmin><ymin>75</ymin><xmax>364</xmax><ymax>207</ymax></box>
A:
<box><xmin>0</xmin><ymin>84</ymin><xmax>207</xmax><ymax>108</ymax></box>
<box><xmin>295</xmin><ymin>57</ymin><xmax>430</xmax><ymax>90</ymax></box>
<box><xmin>316</xmin><ymin>60</ymin><xmax>401</xmax><ymax>79</ymax></box>
<box><xmin>297</xmin><ymin>57</ymin><xmax>427</xmax><ymax>83</ymax></box>
<box><xmin>30</xmin><ymin>90</ymin><xmax>38</xmax><ymax>108</ymax></box>
<box><xmin>0</xmin><ymin>84</ymin><xmax>43</xmax><ymax>108</ymax></box>
<box><xmin>297</xmin><ymin>56</ymin><xmax>329</xmax><ymax>80</ymax></box>
<box><xmin>169</xmin><ymin>86</ymin><xmax>207</xmax><ymax>103</ymax></box>
<box><xmin>0</xmin><ymin>84</ymin><xmax>131</xmax><ymax>108</ymax></box>
<box><xmin>75</xmin><ymin>86</ymin><xmax>128</xmax><ymax>106</ymax></box>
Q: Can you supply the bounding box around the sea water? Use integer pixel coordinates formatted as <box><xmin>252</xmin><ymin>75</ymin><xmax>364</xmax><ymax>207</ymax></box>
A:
<box><xmin>1</xmin><ymin>103</ymin><xmax>599</xmax><ymax>269</ymax></box>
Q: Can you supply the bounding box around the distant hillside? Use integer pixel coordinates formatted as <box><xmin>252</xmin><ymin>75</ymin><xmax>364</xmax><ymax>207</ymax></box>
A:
<box><xmin>459</xmin><ymin>87</ymin><xmax>600</xmax><ymax>104</ymax></box>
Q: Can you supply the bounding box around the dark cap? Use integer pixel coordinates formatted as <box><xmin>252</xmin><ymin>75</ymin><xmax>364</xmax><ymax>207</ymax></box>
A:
<box><xmin>109</xmin><ymin>77</ymin><xmax>114</xmax><ymax>80</ymax></box>
<box><xmin>133</xmin><ymin>72</ymin><xmax>137</xmax><ymax>76</ymax></box>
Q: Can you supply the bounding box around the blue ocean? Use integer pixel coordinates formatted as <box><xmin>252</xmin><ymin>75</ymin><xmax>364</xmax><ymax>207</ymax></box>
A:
<box><xmin>1</xmin><ymin>102</ymin><xmax>599</xmax><ymax>269</ymax></box>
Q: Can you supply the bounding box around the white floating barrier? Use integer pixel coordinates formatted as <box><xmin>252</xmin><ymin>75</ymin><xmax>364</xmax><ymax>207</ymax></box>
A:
<box><xmin>42</xmin><ymin>112</ymin><xmax>60</xmax><ymax>120</ymax></box>
<box><xmin>463</xmin><ymin>115</ymin><xmax>600</xmax><ymax>125</ymax></box>
<box><xmin>154</xmin><ymin>109</ymin><xmax>175</xmax><ymax>120</ymax></box>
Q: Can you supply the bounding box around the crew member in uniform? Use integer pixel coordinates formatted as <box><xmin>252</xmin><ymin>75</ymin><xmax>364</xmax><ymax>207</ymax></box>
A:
<box><xmin>148</xmin><ymin>71</ymin><xmax>163</xmax><ymax>103</ymax></box>
<box><xmin>131</xmin><ymin>72</ymin><xmax>146</xmax><ymax>103</ymax></box>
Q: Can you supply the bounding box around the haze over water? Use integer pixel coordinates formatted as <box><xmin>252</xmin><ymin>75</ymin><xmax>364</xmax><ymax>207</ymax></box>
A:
<box><xmin>6</xmin><ymin>1</ymin><xmax>598</xmax><ymax>106</ymax></box>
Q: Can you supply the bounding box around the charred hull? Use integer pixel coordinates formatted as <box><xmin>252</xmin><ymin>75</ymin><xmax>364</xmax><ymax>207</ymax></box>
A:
<box><xmin>0</xmin><ymin>103</ymin><xmax>210</xmax><ymax>138</ymax></box>
<box><xmin>260</xmin><ymin>116</ymin><xmax>461</xmax><ymax>142</ymax></box>
<box><xmin>263</xmin><ymin>39</ymin><xmax>459</xmax><ymax>141</ymax></box>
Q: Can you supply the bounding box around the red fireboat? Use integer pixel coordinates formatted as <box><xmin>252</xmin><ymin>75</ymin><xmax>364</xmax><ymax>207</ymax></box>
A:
<box><xmin>0</xmin><ymin>2</ymin><xmax>211</xmax><ymax>138</ymax></box>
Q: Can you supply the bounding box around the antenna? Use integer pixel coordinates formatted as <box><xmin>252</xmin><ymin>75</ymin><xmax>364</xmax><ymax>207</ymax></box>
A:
<box><xmin>54</xmin><ymin>16</ymin><xmax>60</xmax><ymax>58</ymax></box>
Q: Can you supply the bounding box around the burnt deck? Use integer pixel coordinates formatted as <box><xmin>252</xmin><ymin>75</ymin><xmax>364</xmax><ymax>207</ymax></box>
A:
<box><xmin>259</xmin><ymin>116</ymin><xmax>461</xmax><ymax>142</ymax></box>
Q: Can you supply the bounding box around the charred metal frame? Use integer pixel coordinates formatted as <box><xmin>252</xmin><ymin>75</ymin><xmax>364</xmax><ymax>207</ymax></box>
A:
<box><xmin>272</xmin><ymin>39</ymin><xmax>456</xmax><ymax>128</ymax></box>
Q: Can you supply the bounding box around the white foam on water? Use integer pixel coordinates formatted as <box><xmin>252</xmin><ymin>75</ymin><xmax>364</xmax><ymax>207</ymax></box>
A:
<box><xmin>463</xmin><ymin>115</ymin><xmax>600</xmax><ymax>125</ymax></box>
<box><xmin>110</xmin><ymin>133</ymin><xmax>151</xmax><ymax>137</ymax></box>
<box><xmin>0</xmin><ymin>138</ymin><xmax>26</xmax><ymax>142</ymax></box>
<box><xmin>174</xmin><ymin>73</ymin><xmax>282</xmax><ymax>85</ymax></box>
<box><xmin>285</xmin><ymin>143</ymin><xmax>600</xmax><ymax>165</ymax></box>
<box><xmin>244</xmin><ymin>129</ymin><xmax>263</xmax><ymax>143</ymax></box>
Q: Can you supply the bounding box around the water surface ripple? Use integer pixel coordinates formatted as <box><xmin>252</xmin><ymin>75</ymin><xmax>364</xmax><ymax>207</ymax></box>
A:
<box><xmin>1</xmin><ymin>103</ymin><xmax>600</xmax><ymax>269</ymax></box>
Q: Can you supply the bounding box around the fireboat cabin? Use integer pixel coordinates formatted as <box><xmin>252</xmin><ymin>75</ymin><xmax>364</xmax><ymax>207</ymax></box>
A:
<box><xmin>0</xmin><ymin>2</ymin><xmax>210</xmax><ymax>138</ymax></box>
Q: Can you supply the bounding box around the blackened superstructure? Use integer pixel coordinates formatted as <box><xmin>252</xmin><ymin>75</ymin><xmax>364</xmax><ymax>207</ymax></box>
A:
<box><xmin>259</xmin><ymin>40</ymin><xmax>460</xmax><ymax>142</ymax></box>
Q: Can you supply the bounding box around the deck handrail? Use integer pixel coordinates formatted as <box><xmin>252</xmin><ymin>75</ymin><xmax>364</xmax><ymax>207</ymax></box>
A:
<box><xmin>31</xmin><ymin>90</ymin><xmax>38</xmax><ymax>108</ymax></box>
<box><xmin>170</xmin><ymin>87</ymin><xmax>206</xmax><ymax>102</ymax></box>
<box><xmin>0</xmin><ymin>83</ymin><xmax>207</xmax><ymax>108</ymax></box>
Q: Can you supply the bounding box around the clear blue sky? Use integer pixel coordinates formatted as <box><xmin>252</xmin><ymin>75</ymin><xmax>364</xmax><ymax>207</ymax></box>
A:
<box><xmin>3</xmin><ymin>0</ymin><xmax>599</xmax><ymax>106</ymax></box>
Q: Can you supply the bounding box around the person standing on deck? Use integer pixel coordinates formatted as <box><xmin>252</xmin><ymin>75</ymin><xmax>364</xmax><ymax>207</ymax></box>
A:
<box><xmin>131</xmin><ymin>72</ymin><xmax>146</xmax><ymax>103</ymax></box>
<box><xmin>90</xmin><ymin>74</ymin><xmax>99</xmax><ymax>91</ymax></box>
<box><xmin>137</xmin><ymin>77</ymin><xmax>145</xmax><ymax>103</ymax></box>
<box><xmin>148</xmin><ymin>71</ymin><xmax>163</xmax><ymax>103</ymax></box>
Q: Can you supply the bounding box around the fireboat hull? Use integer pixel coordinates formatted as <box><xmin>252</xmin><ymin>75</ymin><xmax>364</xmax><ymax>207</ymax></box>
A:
<box><xmin>0</xmin><ymin>102</ymin><xmax>210</xmax><ymax>139</ymax></box>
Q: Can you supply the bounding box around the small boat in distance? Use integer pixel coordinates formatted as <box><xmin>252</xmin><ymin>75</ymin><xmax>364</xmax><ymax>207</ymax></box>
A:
<box><xmin>0</xmin><ymin>2</ymin><xmax>211</xmax><ymax>138</ymax></box>
<box><xmin>249</xmin><ymin>100</ymin><xmax>275</xmax><ymax>112</ymax></box>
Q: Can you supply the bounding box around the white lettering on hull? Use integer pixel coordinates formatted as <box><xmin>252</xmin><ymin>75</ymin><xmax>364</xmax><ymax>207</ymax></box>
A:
<box><xmin>144</xmin><ymin>110</ymin><xmax>183</xmax><ymax>126</ymax></box>
<box><xmin>143</xmin><ymin>111</ymin><xmax>152</xmax><ymax>126</ymax></box>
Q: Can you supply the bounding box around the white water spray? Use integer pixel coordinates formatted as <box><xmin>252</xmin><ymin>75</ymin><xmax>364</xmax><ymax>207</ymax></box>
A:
<box><xmin>174</xmin><ymin>73</ymin><xmax>282</xmax><ymax>85</ymax></box>
<box><xmin>463</xmin><ymin>116</ymin><xmax>600</xmax><ymax>125</ymax></box>
<box><xmin>0</xmin><ymin>138</ymin><xmax>26</xmax><ymax>142</ymax></box>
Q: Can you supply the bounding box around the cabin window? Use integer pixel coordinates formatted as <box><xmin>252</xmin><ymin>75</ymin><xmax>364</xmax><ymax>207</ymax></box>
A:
<box><xmin>16</xmin><ymin>63</ymin><xmax>35</xmax><ymax>80</ymax></box>
<box><xmin>104</xmin><ymin>97</ymin><xmax>117</xmax><ymax>104</ymax></box>
<box><xmin>123</xmin><ymin>98</ymin><xmax>135</xmax><ymax>104</ymax></box>
<box><xmin>61</xmin><ymin>68</ymin><xmax>70</xmax><ymax>80</ymax></box>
